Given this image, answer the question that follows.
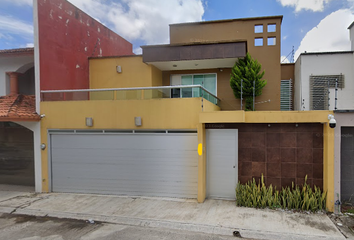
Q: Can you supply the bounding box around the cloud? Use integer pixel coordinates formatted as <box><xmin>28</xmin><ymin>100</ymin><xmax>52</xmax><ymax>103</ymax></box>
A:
<box><xmin>68</xmin><ymin>0</ymin><xmax>204</xmax><ymax>45</ymax></box>
<box><xmin>133</xmin><ymin>47</ymin><xmax>142</xmax><ymax>55</ymax></box>
<box><xmin>277</xmin><ymin>0</ymin><xmax>332</xmax><ymax>12</ymax></box>
<box><xmin>2</xmin><ymin>0</ymin><xmax>32</xmax><ymax>6</ymax></box>
<box><xmin>295</xmin><ymin>9</ymin><xmax>354</xmax><ymax>60</ymax></box>
<box><xmin>26</xmin><ymin>43</ymin><xmax>34</xmax><ymax>47</ymax></box>
<box><xmin>0</xmin><ymin>15</ymin><xmax>33</xmax><ymax>37</ymax></box>
<box><xmin>281</xmin><ymin>56</ymin><xmax>290</xmax><ymax>63</ymax></box>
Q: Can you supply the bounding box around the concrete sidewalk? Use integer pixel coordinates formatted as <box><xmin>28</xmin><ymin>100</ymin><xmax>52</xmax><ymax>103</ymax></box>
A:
<box><xmin>0</xmin><ymin>187</ymin><xmax>345</xmax><ymax>240</ymax></box>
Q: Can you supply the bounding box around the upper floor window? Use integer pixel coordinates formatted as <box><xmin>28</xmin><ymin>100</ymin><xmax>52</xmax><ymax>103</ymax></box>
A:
<box><xmin>267</xmin><ymin>24</ymin><xmax>276</xmax><ymax>32</ymax></box>
<box><xmin>267</xmin><ymin>37</ymin><xmax>276</xmax><ymax>46</ymax></box>
<box><xmin>254</xmin><ymin>25</ymin><xmax>263</xmax><ymax>33</ymax></box>
<box><xmin>170</xmin><ymin>74</ymin><xmax>217</xmax><ymax>98</ymax></box>
<box><xmin>255</xmin><ymin>38</ymin><xmax>263</xmax><ymax>46</ymax></box>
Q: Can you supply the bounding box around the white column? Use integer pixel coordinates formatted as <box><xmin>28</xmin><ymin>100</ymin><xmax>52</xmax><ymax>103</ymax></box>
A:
<box><xmin>15</xmin><ymin>121</ymin><xmax>42</xmax><ymax>193</ymax></box>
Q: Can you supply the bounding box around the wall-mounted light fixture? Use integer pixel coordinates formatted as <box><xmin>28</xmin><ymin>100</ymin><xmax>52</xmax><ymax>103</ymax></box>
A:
<box><xmin>86</xmin><ymin>117</ymin><xmax>93</xmax><ymax>127</ymax></box>
<box><xmin>40</xmin><ymin>143</ymin><xmax>46</xmax><ymax>150</ymax></box>
<box><xmin>135</xmin><ymin>117</ymin><xmax>142</xmax><ymax>127</ymax></box>
<box><xmin>116</xmin><ymin>65</ymin><xmax>122</xmax><ymax>73</ymax></box>
<box><xmin>268</xmin><ymin>124</ymin><xmax>271</xmax><ymax>127</ymax></box>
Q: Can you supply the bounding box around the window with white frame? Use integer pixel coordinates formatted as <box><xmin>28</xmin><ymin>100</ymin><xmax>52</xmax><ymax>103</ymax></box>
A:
<box><xmin>170</xmin><ymin>74</ymin><xmax>217</xmax><ymax>98</ymax></box>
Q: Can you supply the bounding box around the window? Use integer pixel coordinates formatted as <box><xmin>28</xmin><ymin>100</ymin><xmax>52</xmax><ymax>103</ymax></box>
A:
<box><xmin>170</xmin><ymin>74</ymin><xmax>217</xmax><ymax>98</ymax></box>
<box><xmin>254</xmin><ymin>25</ymin><xmax>263</xmax><ymax>33</ymax></box>
<box><xmin>267</xmin><ymin>37</ymin><xmax>276</xmax><ymax>46</ymax></box>
<box><xmin>309</xmin><ymin>75</ymin><xmax>344</xmax><ymax>110</ymax></box>
<box><xmin>267</xmin><ymin>24</ymin><xmax>276</xmax><ymax>32</ymax></box>
<box><xmin>280</xmin><ymin>79</ymin><xmax>292</xmax><ymax>111</ymax></box>
<box><xmin>254</xmin><ymin>38</ymin><xmax>263</xmax><ymax>46</ymax></box>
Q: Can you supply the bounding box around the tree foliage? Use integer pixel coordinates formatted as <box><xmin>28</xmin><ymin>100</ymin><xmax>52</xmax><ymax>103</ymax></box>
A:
<box><xmin>230</xmin><ymin>53</ymin><xmax>267</xmax><ymax>111</ymax></box>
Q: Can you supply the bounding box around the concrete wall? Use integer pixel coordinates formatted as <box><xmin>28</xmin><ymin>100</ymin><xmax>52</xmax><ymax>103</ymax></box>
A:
<box><xmin>37</xmin><ymin>0</ymin><xmax>133</xmax><ymax>91</ymax></box>
<box><xmin>169</xmin><ymin>16</ymin><xmax>282</xmax><ymax>110</ymax></box>
<box><xmin>294</xmin><ymin>52</ymin><xmax>354</xmax><ymax>111</ymax></box>
<box><xmin>0</xmin><ymin>55</ymin><xmax>34</xmax><ymax>96</ymax></box>
<box><xmin>294</xmin><ymin>56</ymin><xmax>302</xmax><ymax>110</ymax></box>
<box><xmin>349</xmin><ymin>23</ymin><xmax>354</xmax><ymax>51</ymax></box>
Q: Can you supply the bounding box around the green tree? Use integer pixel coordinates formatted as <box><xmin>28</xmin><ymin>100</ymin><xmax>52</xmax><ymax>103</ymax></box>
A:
<box><xmin>230</xmin><ymin>53</ymin><xmax>267</xmax><ymax>111</ymax></box>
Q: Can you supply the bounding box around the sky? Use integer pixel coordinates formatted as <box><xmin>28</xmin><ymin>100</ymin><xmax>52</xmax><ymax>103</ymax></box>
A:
<box><xmin>0</xmin><ymin>0</ymin><xmax>353</xmax><ymax>63</ymax></box>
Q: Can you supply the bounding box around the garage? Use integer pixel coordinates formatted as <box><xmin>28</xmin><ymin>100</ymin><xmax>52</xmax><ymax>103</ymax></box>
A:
<box><xmin>49</xmin><ymin>130</ymin><xmax>198</xmax><ymax>198</ymax></box>
<box><xmin>341</xmin><ymin>127</ymin><xmax>354</xmax><ymax>204</ymax></box>
<box><xmin>206</xmin><ymin>129</ymin><xmax>238</xmax><ymax>199</ymax></box>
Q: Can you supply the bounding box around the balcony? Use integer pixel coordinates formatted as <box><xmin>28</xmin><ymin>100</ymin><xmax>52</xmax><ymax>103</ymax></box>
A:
<box><xmin>41</xmin><ymin>85</ymin><xmax>219</xmax><ymax>106</ymax></box>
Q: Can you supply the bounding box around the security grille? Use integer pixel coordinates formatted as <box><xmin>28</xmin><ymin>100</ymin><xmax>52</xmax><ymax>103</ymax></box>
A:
<box><xmin>280</xmin><ymin>79</ymin><xmax>292</xmax><ymax>111</ymax></box>
<box><xmin>310</xmin><ymin>74</ymin><xmax>344</xmax><ymax>110</ymax></box>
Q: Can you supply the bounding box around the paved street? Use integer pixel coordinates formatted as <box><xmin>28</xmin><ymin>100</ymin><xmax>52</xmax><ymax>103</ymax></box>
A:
<box><xmin>0</xmin><ymin>213</ymin><xmax>239</xmax><ymax>240</ymax></box>
<box><xmin>0</xmin><ymin>185</ymin><xmax>345</xmax><ymax>240</ymax></box>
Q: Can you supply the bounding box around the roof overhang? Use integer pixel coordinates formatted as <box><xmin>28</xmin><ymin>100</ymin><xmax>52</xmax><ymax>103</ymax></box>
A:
<box><xmin>0</xmin><ymin>95</ymin><xmax>41</xmax><ymax>122</ymax></box>
<box><xmin>142</xmin><ymin>41</ymin><xmax>247</xmax><ymax>71</ymax></box>
<box><xmin>0</xmin><ymin>47</ymin><xmax>34</xmax><ymax>57</ymax></box>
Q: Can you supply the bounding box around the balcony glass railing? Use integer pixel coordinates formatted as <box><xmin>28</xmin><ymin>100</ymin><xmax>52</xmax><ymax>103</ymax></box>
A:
<box><xmin>40</xmin><ymin>85</ymin><xmax>219</xmax><ymax>105</ymax></box>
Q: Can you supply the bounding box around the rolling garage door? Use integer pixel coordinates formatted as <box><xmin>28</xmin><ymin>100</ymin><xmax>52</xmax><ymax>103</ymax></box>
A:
<box><xmin>50</xmin><ymin>131</ymin><xmax>198</xmax><ymax>198</ymax></box>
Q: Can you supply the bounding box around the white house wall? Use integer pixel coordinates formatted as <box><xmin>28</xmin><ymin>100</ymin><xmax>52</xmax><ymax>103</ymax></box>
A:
<box><xmin>0</xmin><ymin>55</ymin><xmax>34</xmax><ymax>97</ymax></box>
<box><xmin>295</xmin><ymin>53</ymin><xmax>354</xmax><ymax>111</ymax></box>
<box><xmin>294</xmin><ymin>56</ymin><xmax>302</xmax><ymax>110</ymax></box>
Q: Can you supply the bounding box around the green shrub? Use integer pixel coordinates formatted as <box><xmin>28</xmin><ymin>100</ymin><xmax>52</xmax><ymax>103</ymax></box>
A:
<box><xmin>235</xmin><ymin>175</ymin><xmax>327</xmax><ymax>212</ymax></box>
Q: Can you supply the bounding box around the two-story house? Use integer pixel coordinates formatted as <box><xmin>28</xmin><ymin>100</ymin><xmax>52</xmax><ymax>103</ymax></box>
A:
<box><xmin>35</xmin><ymin>0</ymin><xmax>336</xmax><ymax>211</ymax></box>
<box><xmin>0</xmin><ymin>0</ymin><xmax>337</xmax><ymax>211</ymax></box>
<box><xmin>294</xmin><ymin>21</ymin><xmax>354</xmax><ymax>206</ymax></box>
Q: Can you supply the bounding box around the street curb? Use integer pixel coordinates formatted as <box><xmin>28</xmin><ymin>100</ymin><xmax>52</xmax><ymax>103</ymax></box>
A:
<box><xmin>3</xmin><ymin>208</ymin><xmax>345</xmax><ymax>240</ymax></box>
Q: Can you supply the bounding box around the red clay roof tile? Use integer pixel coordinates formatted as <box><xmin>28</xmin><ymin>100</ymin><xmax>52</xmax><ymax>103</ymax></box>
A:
<box><xmin>0</xmin><ymin>48</ymin><xmax>34</xmax><ymax>56</ymax></box>
<box><xmin>0</xmin><ymin>94</ymin><xmax>40</xmax><ymax>121</ymax></box>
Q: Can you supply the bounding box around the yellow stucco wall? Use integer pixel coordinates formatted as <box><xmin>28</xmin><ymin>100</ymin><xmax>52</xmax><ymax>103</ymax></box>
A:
<box><xmin>323</xmin><ymin>125</ymin><xmax>335</xmax><ymax>212</ymax></box>
<box><xmin>197</xmin><ymin>123</ymin><xmax>206</xmax><ymax>203</ymax></box>
<box><xmin>40</xmin><ymin>99</ymin><xmax>334</xmax><ymax>211</ymax></box>
<box><xmin>89</xmin><ymin>56</ymin><xmax>162</xmax><ymax>89</ymax></box>
<box><xmin>40</xmin><ymin>98</ymin><xmax>213</xmax><ymax>192</ymax></box>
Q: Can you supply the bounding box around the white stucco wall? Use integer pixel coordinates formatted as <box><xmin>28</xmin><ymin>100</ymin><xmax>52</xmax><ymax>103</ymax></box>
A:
<box><xmin>294</xmin><ymin>52</ymin><xmax>354</xmax><ymax>111</ymax></box>
<box><xmin>0</xmin><ymin>55</ymin><xmax>34</xmax><ymax>96</ymax></box>
<box><xmin>14</xmin><ymin>121</ymin><xmax>42</xmax><ymax>192</ymax></box>
<box><xmin>294</xmin><ymin>56</ymin><xmax>302</xmax><ymax>110</ymax></box>
<box><xmin>349</xmin><ymin>23</ymin><xmax>354</xmax><ymax>51</ymax></box>
<box><xmin>0</xmin><ymin>55</ymin><xmax>34</xmax><ymax>97</ymax></box>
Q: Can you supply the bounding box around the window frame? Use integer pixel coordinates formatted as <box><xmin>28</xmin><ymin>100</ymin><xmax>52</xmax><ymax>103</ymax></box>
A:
<box><xmin>170</xmin><ymin>73</ymin><xmax>218</xmax><ymax>98</ymax></box>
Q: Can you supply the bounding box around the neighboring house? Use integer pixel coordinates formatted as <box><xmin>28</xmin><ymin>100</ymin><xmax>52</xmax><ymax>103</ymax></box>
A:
<box><xmin>36</xmin><ymin>2</ymin><xmax>336</xmax><ymax>212</ymax></box>
<box><xmin>0</xmin><ymin>48</ymin><xmax>42</xmax><ymax>191</ymax></box>
<box><xmin>293</xmin><ymin>21</ymin><xmax>354</xmax><ymax>205</ymax></box>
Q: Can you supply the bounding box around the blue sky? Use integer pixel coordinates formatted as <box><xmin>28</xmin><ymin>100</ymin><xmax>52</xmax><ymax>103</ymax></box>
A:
<box><xmin>0</xmin><ymin>0</ymin><xmax>353</xmax><ymax>62</ymax></box>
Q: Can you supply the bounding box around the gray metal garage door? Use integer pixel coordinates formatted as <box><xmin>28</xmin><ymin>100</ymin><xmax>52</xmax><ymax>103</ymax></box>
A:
<box><xmin>206</xmin><ymin>129</ymin><xmax>238</xmax><ymax>199</ymax></box>
<box><xmin>50</xmin><ymin>131</ymin><xmax>198</xmax><ymax>198</ymax></box>
<box><xmin>341</xmin><ymin>127</ymin><xmax>354</xmax><ymax>204</ymax></box>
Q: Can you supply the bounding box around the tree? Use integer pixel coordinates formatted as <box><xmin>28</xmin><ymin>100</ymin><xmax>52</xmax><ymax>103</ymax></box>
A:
<box><xmin>230</xmin><ymin>53</ymin><xmax>267</xmax><ymax>111</ymax></box>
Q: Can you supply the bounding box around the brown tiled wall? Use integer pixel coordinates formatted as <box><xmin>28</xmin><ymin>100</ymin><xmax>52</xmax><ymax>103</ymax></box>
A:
<box><xmin>206</xmin><ymin>123</ymin><xmax>323</xmax><ymax>189</ymax></box>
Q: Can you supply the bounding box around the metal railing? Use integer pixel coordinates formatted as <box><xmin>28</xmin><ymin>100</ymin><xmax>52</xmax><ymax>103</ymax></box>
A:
<box><xmin>40</xmin><ymin>85</ymin><xmax>219</xmax><ymax>105</ymax></box>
